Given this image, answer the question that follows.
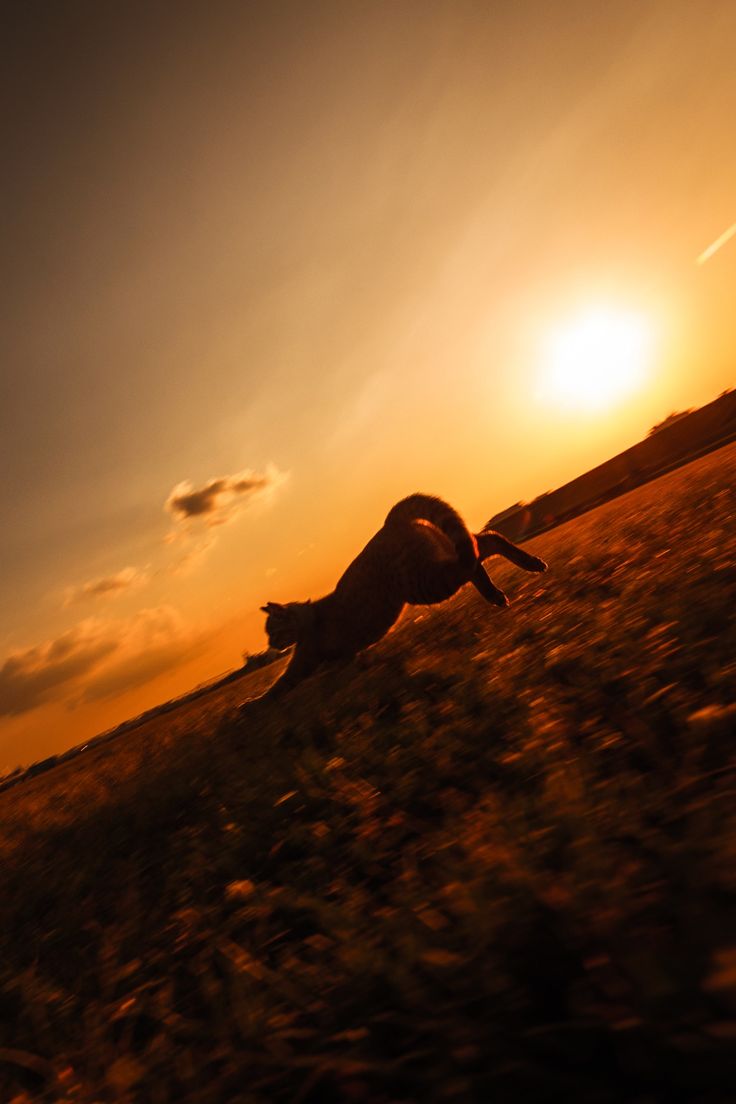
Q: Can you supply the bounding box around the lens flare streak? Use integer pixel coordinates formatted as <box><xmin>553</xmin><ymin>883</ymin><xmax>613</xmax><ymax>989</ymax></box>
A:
<box><xmin>697</xmin><ymin>222</ymin><xmax>736</xmax><ymax>265</ymax></box>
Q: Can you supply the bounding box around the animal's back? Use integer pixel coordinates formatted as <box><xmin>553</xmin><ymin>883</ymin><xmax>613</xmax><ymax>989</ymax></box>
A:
<box><xmin>333</xmin><ymin>493</ymin><xmax>477</xmax><ymax>620</ymax></box>
<box><xmin>384</xmin><ymin>494</ymin><xmax>478</xmax><ymax>570</ymax></box>
<box><xmin>385</xmin><ymin>494</ymin><xmax>478</xmax><ymax>604</ymax></box>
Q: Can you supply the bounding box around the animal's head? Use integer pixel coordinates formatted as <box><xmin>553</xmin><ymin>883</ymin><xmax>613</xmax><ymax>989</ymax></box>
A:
<box><xmin>260</xmin><ymin>601</ymin><xmax>309</xmax><ymax>650</ymax></box>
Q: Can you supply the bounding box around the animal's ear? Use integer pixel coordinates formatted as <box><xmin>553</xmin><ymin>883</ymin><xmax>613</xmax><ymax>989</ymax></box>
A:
<box><xmin>261</xmin><ymin>601</ymin><xmax>282</xmax><ymax>613</ymax></box>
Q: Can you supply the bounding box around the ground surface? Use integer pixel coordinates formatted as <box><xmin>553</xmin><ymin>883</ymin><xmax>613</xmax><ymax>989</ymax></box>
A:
<box><xmin>1</xmin><ymin>443</ymin><xmax>735</xmax><ymax>1103</ymax></box>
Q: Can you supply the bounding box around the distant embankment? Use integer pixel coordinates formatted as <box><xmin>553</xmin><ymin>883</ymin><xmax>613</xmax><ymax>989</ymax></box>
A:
<box><xmin>485</xmin><ymin>388</ymin><xmax>736</xmax><ymax>541</ymax></box>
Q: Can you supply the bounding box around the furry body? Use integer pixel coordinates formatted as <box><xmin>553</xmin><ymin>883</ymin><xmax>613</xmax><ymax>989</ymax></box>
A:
<box><xmin>250</xmin><ymin>494</ymin><xmax>546</xmax><ymax>703</ymax></box>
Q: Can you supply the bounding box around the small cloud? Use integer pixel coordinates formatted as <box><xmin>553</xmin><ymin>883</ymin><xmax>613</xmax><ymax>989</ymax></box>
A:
<box><xmin>62</xmin><ymin>566</ymin><xmax>150</xmax><ymax>607</ymax></box>
<box><xmin>0</xmin><ymin>607</ymin><xmax>199</xmax><ymax>717</ymax></box>
<box><xmin>165</xmin><ymin>464</ymin><xmax>288</xmax><ymax>527</ymax></box>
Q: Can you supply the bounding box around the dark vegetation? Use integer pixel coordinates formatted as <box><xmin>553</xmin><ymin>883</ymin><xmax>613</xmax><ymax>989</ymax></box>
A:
<box><xmin>1</xmin><ymin>444</ymin><xmax>735</xmax><ymax>1103</ymax></box>
<box><xmin>647</xmin><ymin>409</ymin><xmax>693</xmax><ymax>436</ymax></box>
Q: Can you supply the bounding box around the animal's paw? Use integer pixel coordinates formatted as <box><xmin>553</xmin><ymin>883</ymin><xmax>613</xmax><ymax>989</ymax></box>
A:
<box><xmin>495</xmin><ymin>590</ymin><xmax>510</xmax><ymax>608</ymax></box>
<box><xmin>530</xmin><ymin>556</ymin><xmax>548</xmax><ymax>573</ymax></box>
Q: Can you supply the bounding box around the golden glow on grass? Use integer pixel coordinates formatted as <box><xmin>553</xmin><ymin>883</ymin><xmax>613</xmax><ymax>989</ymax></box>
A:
<box><xmin>539</xmin><ymin>307</ymin><xmax>654</xmax><ymax>411</ymax></box>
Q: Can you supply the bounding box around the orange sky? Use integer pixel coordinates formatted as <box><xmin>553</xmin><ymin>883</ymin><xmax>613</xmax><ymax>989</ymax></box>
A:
<box><xmin>2</xmin><ymin>0</ymin><xmax>735</xmax><ymax>767</ymax></box>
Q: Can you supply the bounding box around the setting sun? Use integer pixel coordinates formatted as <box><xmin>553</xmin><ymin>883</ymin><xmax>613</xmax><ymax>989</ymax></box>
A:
<box><xmin>540</xmin><ymin>307</ymin><xmax>654</xmax><ymax>411</ymax></box>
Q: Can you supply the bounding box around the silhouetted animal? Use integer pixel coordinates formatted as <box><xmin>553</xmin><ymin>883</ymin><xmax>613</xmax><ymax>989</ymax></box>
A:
<box><xmin>243</xmin><ymin>493</ymin><xmax>546</xmax><ymax>704</ymax></box>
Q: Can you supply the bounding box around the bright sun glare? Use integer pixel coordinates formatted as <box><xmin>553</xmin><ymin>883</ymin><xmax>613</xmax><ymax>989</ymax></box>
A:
<box><xmin>540</xmin><ymin>307</ymin><xmax>653</xmax><ymax>411</ymax></box>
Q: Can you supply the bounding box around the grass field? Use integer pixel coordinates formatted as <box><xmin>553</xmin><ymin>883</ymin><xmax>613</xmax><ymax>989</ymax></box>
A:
<box><xmin>1</xmin><ymin>443</ymin><xmax>735</xmax><ymax>1103</ymax></box>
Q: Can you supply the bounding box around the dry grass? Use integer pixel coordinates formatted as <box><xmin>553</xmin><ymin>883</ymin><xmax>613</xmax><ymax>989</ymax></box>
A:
<box><xmin>1</xmin><ymin>444</ymin><xmax>735</xmax><ymax>1103</ymax></box>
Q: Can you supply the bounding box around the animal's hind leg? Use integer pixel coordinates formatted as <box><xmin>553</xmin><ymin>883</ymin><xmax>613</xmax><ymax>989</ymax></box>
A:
<box><xmin>475</xmin><ymin>529</ymin><xmax>547</xmax><ymax>573</ymax></box>
<box><xmin>471</xmin><ymin>561</ymin><xmax>509</xmax><ymax>607</ymax></box>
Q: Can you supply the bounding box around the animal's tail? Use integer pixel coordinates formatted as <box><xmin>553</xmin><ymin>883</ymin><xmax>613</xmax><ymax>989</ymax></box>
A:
<box><xmin>384</xmin><ymin>494</ymin><xmax>478</xmax><ymax>569</ymax></box>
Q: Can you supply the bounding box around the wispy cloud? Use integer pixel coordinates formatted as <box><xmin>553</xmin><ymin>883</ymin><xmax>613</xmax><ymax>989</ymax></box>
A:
<box><xmin>62</xmin><ymin>566</ymin><xmax>150</xmax><ymax>607</ymax></box>
<box><xmin>0</xmin><ymin>622</ymin><xmax>118</xmax><ymax>717</ymax></box>
<box><xmin>163</xmin><ymin>535</ymin><xmax>217</xmax><ymax>577</ymax></box>
<box><xmin>79</xmin><ymin>607</ymin><xmax>203</xmax><ymax>704</ymax></box>
<box><xmin>165</xmin><ymin>464</ymin><xmax>288</xmax><ymax>526</ymax></box>
<box><xmin>0</xmin><ymin>607</ymin><xmax>199</xmax><ymax>717</ymax></box>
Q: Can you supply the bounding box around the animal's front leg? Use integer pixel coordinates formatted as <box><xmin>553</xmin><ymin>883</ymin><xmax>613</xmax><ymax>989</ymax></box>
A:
<box><xmin>238</xmin><ymin>646</ymin><xmax>318</xmax><ymax>711</ymax></box>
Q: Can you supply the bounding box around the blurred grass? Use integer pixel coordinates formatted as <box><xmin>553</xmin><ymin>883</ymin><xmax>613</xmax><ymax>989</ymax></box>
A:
<box><xmin>1</xmin><ymin>443</ymin><xmax>735</xmax><ymax>1103</ymax></box>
